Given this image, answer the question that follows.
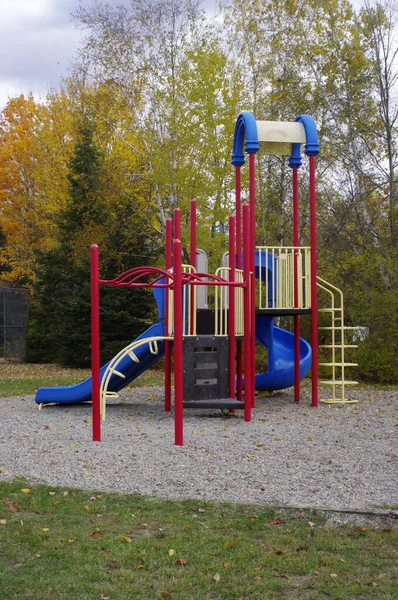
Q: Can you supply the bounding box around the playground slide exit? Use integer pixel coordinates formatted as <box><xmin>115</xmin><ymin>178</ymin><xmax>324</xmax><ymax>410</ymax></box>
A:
<box><xmin>255</xmin><ymin>315</ymin><xmax>312</xmax><ymax>391</ymax></box>
<box><xmin>35</xmin><ymin>321</ymin><xmax>165</xmax><ymax>405</ymax></box>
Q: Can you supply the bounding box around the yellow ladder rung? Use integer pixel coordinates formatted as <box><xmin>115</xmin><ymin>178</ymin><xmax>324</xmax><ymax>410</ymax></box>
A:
<box><xmin>319</xmin><ymin>344</ymin><xmax>358</xmax><ymax>348</ymax></box>
<box><xmin>320</xmin><ymin>399</ymin><xmax>359</xmax><ymax>405</ymax></box>
<box><xmin>109</xmin><ymin>369</ymin><xmax>126</xmax><ymax>379</ymax></box>
<box><xmin>319</xmin><ymin>363</ymin><xmax>358</xmax><ymax>367</ymax></box>
<box><xmin>318</xmin><ymin>308</ymin><xmax>342</xmax><ymax>312</ymax></box>
<box><xmin>105</xmin><ymin>392</ymin><xmax>119</xmax><ymax>399</ymax></box>
<box><xmin>319</xmin><ymin>380</ymin><xmax>358</xmax><ymax>385</ymax></box>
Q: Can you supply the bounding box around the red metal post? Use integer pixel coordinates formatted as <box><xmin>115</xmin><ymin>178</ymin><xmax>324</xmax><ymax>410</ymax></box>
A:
<box><xmin>235</xmin><ymin>166</ymin><xmax>243</xmax><ymax>401</ymax></box>
<box><xmin>243</xmin><ymin>204</ymin><xmax>252</xmax><ymax>422</ymax></box>
<box><xmin>228</xmin><ymin>215</ymin><xmax>236</xmax><ymax>400</ymax></box>
<box><xmin>249</xmin><ymin>153</ymin><xmax>256</xmax><ymax>408</ymax></box>
<box><xmin>173</xmin><ymin>238</ymin><xmax>184</xmax><ymax>445</ymax></box>
<box><xmin>293</xmin><ymin>167</ymin><xmax>301</xmax><ymax>402</ymax></box>
<box><xmin>309</xmin><ymin>156</ymin><xmax>318</xmax><ymax>407</ymax></box>
<box><xmin>174</xmin><ymin>207</ymin><xmax>181</xmax><ymax>241</ymax></box>
<box><xmin>189</xmin><ymin>200</ymin><xmax>197</xmax><ymax>335</ymax></box>
<box><xmin>90</xmin><ymin>244</ymin><xmax>101</xmax><ymax>442</ymax></box>
<box><xmin>164</xmin><ymin>218</ymin><xmax>172</xmax><ymax>412</ymax></box>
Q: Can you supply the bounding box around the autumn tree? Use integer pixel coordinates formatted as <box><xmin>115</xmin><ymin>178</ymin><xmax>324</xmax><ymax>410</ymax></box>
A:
<box><xmin>29</xmin><ymin>117</ymin><xmax>157</xmax><ymax>366</ymax></box>
<box><xmin>0</xmin><ymin>93</ymin><xmax>76</xmax><ymax>283</ymax></box>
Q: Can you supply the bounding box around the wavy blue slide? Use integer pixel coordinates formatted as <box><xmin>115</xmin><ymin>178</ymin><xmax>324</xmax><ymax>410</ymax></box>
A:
<box><xmin>35</xmin><ymin>321</ymin><xmax>165</xmax><ymax>405</ymax></box>
<box><xmin>252</xmin><ymin>250</ymin><xmax>312</xmax><ymax>392</ymax></box>
<box><xmin>255</xmin><ymin>315</ymin><xmax>311</xmax><ymax>391</ymax></box>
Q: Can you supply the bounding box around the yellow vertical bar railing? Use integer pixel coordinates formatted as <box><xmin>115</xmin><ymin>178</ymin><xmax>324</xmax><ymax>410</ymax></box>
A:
<box><xmin>255</xmin><ymin>247</ymin><xmax>311</xmax><ymax>310</ymax></box>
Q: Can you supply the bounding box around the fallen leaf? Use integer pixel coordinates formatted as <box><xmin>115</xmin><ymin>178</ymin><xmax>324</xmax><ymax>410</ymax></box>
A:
<box><xmin>249</xmin><ymin>514</ymin><xmax>258</xmax><ymax>519</ymax></box>
<box><xmin>176</xmin><ymin>558</ymin><xmax>188</xmax><ymax>566</ymax></box>
<box><xmin>330</xmin><ymin>573</ymin><xmax>338</xmax><ymax>578</ymax></box>
<box><xmin>136</xmin><ymin>565</ymin><xmax>146</xmax><ymax>570</ymax></box>
<box><xmin>227</xmin><ymin>541</ymin><xmax>237</xmax><ymax>548</ymax></box>
<box><xmin>275</xmin><ymin>549</ymin><xmax>284</xmax><ymax>555</ymax></box>
<box><xmin>108</xmin><ymin>561</ymin><xmax>120</xmax><ymax>570</ymax></box>
<box><xmin>213</xmin><ymin>573</ymin><xmax>221</xmax><ymax>582</ymax></box>
<box><xmin>3</xmin><ymin>499</ymin><xmax>18</xmax><ymax>513</ymax></box>
<box><xmin>308</xmin><ymin>522</ymin><xmax>316</xmax><ymax>528</ymax></box>
<box><xmin>0</xmin><ymin>519</ymin><xmax>7</xmax><ymax>525</ymax></box>
<box><xmin>42</xmin><ymin>528</ymin><xmax>50</xmax><ymax>532</ymax></box>
<box><xmin>256</xmin><ymin>443</ymin><xmax>266</xmax><ymax>447</ymax></box>
<box><xmin>48</xmin><ymin>492</ymin><xmax>56</xmax><ymax>496</ymax></box>
<box><xmin>44</xmin><ymin>426</ymin><xmax>50</xmax><ymax>430</ymax></box>
<box><xmin>197</xmin><ymin>508</ymin><xmax>205</xmax><ymax>513</ymax></box>
<box><xmin>119</xmin><ymin>536</ymin><xmax>132</xmax><ymax>543</ymax></box>
<box><xmin>20</xmin><ymin>488</ymin><xmax>32</xmax><ymax>494</ymax></box>
<box><xmin>168</xmin><ymin>549</ymin><xmax>176</xmax><ymax>556</ymax></box>
<box><xmin>272</xmin><ymin>518</ymin><xmax>283</xmax><ymax>525</ymax></box>
<box><xmin>89</xmin><ymin>531</ymin><xmax>104</xmax><ymax>539</ymax></box>
<box><xmin>68</xmin><ymin>539</ymin><xmax>75</xmax><ymax>544</ymax></box>
<box><xmin>161</xmin><ymin>592</ymin><xmax>173</xmax><ymax>600</ymax></box>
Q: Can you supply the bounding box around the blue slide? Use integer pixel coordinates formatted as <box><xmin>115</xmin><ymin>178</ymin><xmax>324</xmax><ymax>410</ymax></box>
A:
<box><xmin>255</xmin><ymin>315</ymin><xmax>311</xmax><ymax>391</ymax></box>
<box><xmin>253</xmin><ymin>250</ymin><xmax>312</xmax><ymax>392</ymax></box>
<box><xmin>35</xmin><ymin>321</ymin><xmax>166</xmax><ymax>405</ymax></box>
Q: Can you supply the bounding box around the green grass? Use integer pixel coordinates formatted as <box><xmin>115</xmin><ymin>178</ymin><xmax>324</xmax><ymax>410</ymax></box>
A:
<box><xmin>0</xmin><ymin>479</ymin><xmax>397</xmax><ymax>599</ymax></box>
<box><xmin>0</xmin><ymin>361</ymin><xmax>164</xmax><ymax>398</ymax></box>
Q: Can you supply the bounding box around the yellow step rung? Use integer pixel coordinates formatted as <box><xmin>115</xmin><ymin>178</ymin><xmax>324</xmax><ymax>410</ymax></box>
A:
<box><xmin>319</xmin><ymin>380</ymin><xmax>358</xmax><ymax>385</ymax></box>
<box><xmin>127</xmin><ymin>350</ymin><xmax>140</xmax><ymax>363</ymax></box>
<box><xmin>319</xmin><ymin>362</ymin><xmax>358</xmax><ymax>367</ymax></box>
<box><xmin>319</xmin><ymin>344</ymin><xmax>358</xmax><ymax>348</ymax></box>
<box><xmin>320</xmin><ymin>399</ymin><xmax>359</xmax><ymax>405</ymax></box>
<box><xmin>109</xmin><ymin>368</ymin><xmax>126</xmax><ymax>379</ymax></box>
<box><xmin>318</xmin><ymin>308</ymin><xmax>342</xmax><ymax>312</ymax></box>
<box><xmin>105</xmin><ymin>392</ymin><xmax>119</xmax><ymax>399</ymax></box>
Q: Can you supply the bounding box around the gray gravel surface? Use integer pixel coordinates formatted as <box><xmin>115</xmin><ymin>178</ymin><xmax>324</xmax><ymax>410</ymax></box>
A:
<box><xmin>0</xmin><ymin>387</ymin><xmax>397</xmax><ymax>511</ymax></box>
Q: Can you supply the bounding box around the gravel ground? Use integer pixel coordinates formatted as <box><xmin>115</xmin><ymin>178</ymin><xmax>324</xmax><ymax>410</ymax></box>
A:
<box><xmin>0</xmin><ymin>387</ymin><xmax>397</xmax><ymax>511</ymax></box>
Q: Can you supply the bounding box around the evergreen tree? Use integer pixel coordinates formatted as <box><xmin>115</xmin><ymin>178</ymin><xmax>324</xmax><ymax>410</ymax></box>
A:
<box><xmin>29</xmin><ymin>119</ymin><xmax>158</xmax><ymax>367</ymax></box>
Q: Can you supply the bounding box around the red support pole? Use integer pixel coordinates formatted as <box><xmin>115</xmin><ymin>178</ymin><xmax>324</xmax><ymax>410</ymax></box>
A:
<box><xmin>173</xmin><ymin>238</ymin><xmax>184</xmax><ymax>445</ymax></box>
<box><xmin>309</xmin><ymin>156</ymin><xmax>318</xmax><ymax>407</ymax></box>
<box><xmin>293</xmin><ymin>167</ymin><xmax>301</xmax><ymax>403</ymax></box>
<box><xmin>174</xmin><ymin>207</ymin><xmax>181</xmax><ymax>242</ymax></box>
<box><xmin>235</xmin><ymin>166</ymin><xmax>242</xmax><ymax>269</ymax></box>
<box><xmin>249</xmin><ymin>153</ymin><xmax>256</xmax><ymax>408</ymax></box>
<box><xmin>235</xmin><ymin>166</ymin><xmax>243</xmax><ymax>401</ymax></box>
<box><xmin>189</xmin><ymin>200</ymin><xmax>197</xmax><ymax>335</ymax></box>
<box><xmin>228</xmin><ymin>215</ymin><xmax>236</xmax><ymax>400</ymax></box>
<box><xmin>243</xmin><ymin>204</ymin><xmax>252</xmax><ymax>422</ymax></box>
<box><xmin>91</xmin><ymin>244</ymin><xmax>101</xmax><ymax>442</ymax></box>
<box><xmin>164</xmin><ymin>218</ymin><xmax>172</xmax><ymax>412</ymax></box>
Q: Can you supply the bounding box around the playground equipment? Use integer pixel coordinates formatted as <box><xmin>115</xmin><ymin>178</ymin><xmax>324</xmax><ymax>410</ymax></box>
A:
<box><xmin>35</xmin><ymin>112</ymin><xmax>358</xmax><ymax>446</ymax></box>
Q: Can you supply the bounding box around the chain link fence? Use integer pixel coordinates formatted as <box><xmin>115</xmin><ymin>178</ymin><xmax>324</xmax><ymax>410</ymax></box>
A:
<box><xmin>0</xmin><ymin>284</ymin><xmax>30</xmax><ymax>361</ymax></box>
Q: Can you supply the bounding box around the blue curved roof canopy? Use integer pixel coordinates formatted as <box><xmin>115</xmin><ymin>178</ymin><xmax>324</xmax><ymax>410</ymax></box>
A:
<box><xmin>295</xmin><ymin>114</ymin><xmax>320</xmax><ymax>157</ymax></box>
<box><xmin>232</xmin><ymin>111</ymin><xmax>260</xmax><ymax>166</ymax></box>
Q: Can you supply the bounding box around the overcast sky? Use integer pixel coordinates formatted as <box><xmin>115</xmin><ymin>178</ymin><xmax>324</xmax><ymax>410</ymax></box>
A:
<box><xmin>0</xmin><ymin>0</ymin><xmax>365</xmax><ymax>110</ymax></box>
<box><xmin>0</xmin><ymin>0</ymin><xmax>220</xmax><ymax>109</ymax></box>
